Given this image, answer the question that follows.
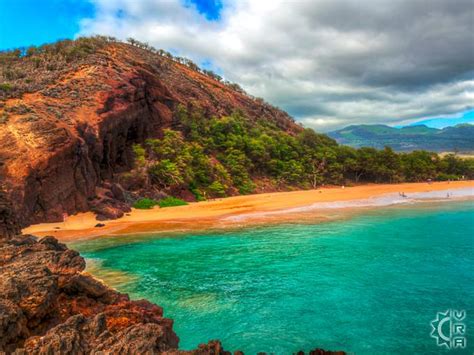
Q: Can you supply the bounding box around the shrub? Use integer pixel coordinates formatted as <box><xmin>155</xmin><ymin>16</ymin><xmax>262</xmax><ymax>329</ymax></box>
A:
<box><xmin>133</xmin><ymin>144</ymin><xmax>146</xmax><ymax>167</ymax></box>
<box><xmin>6</xmin><ymin>104</ymin><xmax>32</xmax><ymax>114</ymax></box>
<box><xmin>0</xmin><ymin>83</ymin><xmax>12</xmax><ymax>92</ymax></box>
<box><xmin>237</xmin><ymin>181</ymin><xmax>255</xmax><ymax>195</ymax></box>
<box><xmin>190</xmin><ymin>184</ymin><xmax>206</xmax><ymax>201</ymax></box>
<box><xmin>133</xmin><ymin>198</ymin><xmax>159</xmax><ymax>209</ymax></box>
<box><xmin>208</xmin><ymin>181</ymin><xmax>226</xmax><ymax>197</ymax></box>
<box><xmin>157</xmin><ymin>197</ymin><xmax>188</xmax><ymax>208</ymax></box>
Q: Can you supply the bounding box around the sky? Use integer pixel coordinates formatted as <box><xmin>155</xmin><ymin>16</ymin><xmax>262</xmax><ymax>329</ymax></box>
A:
<box><xmin>0</xmin><ymin>0</ymin><xmax>473</xmax><ymax>132</ymax></box>
<box><xmin>401</xmin><ymin>110</ymin><xmax>474</xmax><ymax>129</ymax></box>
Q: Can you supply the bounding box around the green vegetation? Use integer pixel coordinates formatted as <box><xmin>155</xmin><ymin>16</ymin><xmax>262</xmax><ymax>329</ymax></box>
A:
<box><xmin>0</xmin><ymin>83</ymin><xmax>12</xmax><ymax>92</ymax></box>
<box><xmin>157</xmin><ymin>197</ymin><xmax>188</xmax><ymax>208</ymax></box>
<box><xmin>133</xmin><ymin>197</ymin><xmax>188</xmax><ymax>209</ymax></box>
<box><xmin>133</xmin><ymin>198</ymin><xmax>159</xmax><ymax>209</ymax></box>
<box><xmin>129</xmin><ymin>106</ymin><xmax>474</xmax><ymax>200</ymax></box>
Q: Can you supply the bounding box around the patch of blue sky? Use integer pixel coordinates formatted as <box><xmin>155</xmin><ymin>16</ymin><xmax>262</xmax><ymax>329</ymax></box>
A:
<box><xmin>185</xmin><ymin>0</ymin><xmax>222</xmax><ymax>20</ymax></box>
<box><xmin>200</xmin><ymin>59</ymin><xmax>223</xmax><ymax>74</ymax></box>
<box><xmin>399</xmin><ymin>110</ymin><xmax>474</xmax><ymax>129</ymax></box>
<box><xmin>0</xmin><ymin>0</ymin><xmax>95</xmax><ymax>50</ymax></box>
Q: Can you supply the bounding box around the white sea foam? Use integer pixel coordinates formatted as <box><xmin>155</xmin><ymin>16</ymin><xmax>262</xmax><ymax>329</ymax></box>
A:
<box><xmin>224</xmin><ymin>187</ymin><xmax>473</xmax><ymax>222</ymax></box>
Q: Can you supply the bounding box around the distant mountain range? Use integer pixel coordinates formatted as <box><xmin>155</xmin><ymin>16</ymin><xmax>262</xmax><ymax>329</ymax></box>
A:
<box><xmin>328</xmin><ymin>124</ymin><xmax>474</xmax><ymax>152</ymax></box>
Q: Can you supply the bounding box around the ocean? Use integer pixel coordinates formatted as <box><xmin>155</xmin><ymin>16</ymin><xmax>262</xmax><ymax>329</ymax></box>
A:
<box><xmin>72</xmin><ymin>200</ymin><xmax>474</xmax><ymax>354</ymax></box>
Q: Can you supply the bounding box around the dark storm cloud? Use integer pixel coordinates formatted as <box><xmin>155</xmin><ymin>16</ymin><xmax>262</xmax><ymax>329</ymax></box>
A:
<box><xmin>81</xmin><ymin>0</ymin><xmax>474</xmax><ymax>131</ymax></box>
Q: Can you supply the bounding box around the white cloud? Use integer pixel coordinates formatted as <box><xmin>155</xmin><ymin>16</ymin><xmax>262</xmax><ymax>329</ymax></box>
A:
<box><xmin>79</xmin><ymin>0</ymin><xmax>474</xmax><ymax>131</ymax></box>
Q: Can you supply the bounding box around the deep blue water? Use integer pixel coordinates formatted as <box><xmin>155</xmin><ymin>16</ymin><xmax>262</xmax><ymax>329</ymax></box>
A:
<box><xmin>72</xmin><ymin>201</ymin><xmax>474</xmax><ymax>354</ymax></box>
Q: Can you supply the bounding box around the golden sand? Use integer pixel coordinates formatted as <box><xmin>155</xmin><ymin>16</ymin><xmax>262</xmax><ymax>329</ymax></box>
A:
<box><xmin>22</xmin><ymin>181</ymin><xmax>473</xmax><ymax>242</ymax></box>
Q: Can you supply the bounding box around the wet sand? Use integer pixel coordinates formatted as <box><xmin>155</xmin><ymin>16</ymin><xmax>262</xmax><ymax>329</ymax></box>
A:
<box><xmin>22</xmin><ymin>181</ymin><xmax>474</xmax><ymax>242</ymax></box>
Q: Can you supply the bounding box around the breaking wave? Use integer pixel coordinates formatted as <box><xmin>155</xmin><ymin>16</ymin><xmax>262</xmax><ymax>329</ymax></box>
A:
<box><xmin>224</xmin><ymin>187</ymin><xmax>473</xmax><ymax>222</ymax></box>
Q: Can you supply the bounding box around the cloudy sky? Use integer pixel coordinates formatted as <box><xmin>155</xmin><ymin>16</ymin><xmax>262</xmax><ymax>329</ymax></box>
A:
<box><xmin>1</xmin><ymin>0</ymin><xmax>473</xmax><ymax>131</ymax></box>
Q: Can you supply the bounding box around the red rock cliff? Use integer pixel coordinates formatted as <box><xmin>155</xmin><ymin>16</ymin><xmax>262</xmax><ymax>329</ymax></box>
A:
<box><xmin>0</xmin><ymin>42</ymin><xmax>299</xmax><ymax>226</ymax></box>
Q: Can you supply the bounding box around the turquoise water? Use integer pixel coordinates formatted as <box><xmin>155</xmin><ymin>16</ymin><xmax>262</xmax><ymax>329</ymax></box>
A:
<box><xmin>73</xmin><ymin>201</ymin><xmax>474</xmax><ymax>354</ymax></box>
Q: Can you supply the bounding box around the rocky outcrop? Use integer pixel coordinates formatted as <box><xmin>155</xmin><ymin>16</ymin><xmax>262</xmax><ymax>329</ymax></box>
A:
<box><xmin>0</xmin><ymin>234</ymin><xmax>345</xmax><ymax>354</ymax></box>
<box><xmin>0</xmin><ymin>234</ymin><xmax>177</xmax><ymax>353</ymax></box>
<box><xmin>0</xmin><ymin>42</ymin><xmax>300</xmax><ymax>227</ymax></box>
<box><xmin>89</xmin><ymin>183</ymin><xmax>131</xmax><ymax>220</ymax></box>
<box><xmin>0</xmin><ymin>190</ymin><xmax>20</xmax><ymax>238</ymax></box>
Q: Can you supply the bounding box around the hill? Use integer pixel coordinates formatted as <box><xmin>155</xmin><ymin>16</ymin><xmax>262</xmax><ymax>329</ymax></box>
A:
<box><xmin>0</xmin><ymin>37</ymin><xmax>473</xmax><ymax>227</ymax></box>
<box><xmin>328</xmin><ymin>124</ymin><xmax>474</xmax><ymax>152</ymax></box>
<box><xmin>0</xmin><ymin>37</ymin><xmax>303</xmax><ymax>225</ymax></box>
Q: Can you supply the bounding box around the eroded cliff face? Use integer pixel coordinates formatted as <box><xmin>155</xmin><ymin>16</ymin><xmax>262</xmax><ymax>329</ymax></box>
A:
<box><xmin>0</xmin><ymin>234</ymin><xmax>345</xmax><ymax>355</ymax></box>
<box><xmin>0</xmin><ymin>190</ymin><xmax>20</xmax><ymax>237</ymax></box>
<box><xmin>0</xmin><ymin>42</ymin><xmax>299</xmax><ymax>227</ymax></box>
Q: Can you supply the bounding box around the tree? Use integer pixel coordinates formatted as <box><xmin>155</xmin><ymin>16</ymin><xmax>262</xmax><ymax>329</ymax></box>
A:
<box><xmin>305</xmin><ymin>152</ymin><xmax>326</xmax><ymax>188</ymax></box>
<box><xmin>125</xmin><ymin>105</ymin><xmax>474</xmax><ymax>200</ymax></box>
<box><xmin>126</xmin><ymin>38</ymin><xmax>138</xmax><ymax>46</ymax></box>
<box><xmin>148</xmin><ymin>160</ymin><xmax>183</xmax><ymax>189</ymax></box>
<box><xmin>401</xmin><ymin>151</ymin><xmax>437</xmax><ymax>181</ymax></box>
<box><xmin>222</xmin><ymin>148</ymin><xmax>253</xmax><ymax>193</ymax></box>
<box><xmin>298</xmin><ymin>128</ymin><xmax>337</xmax><ymax>150</ymax></box>
<box><xmin>376</xmin><ymin>147</ymin><xmax>401</xmax><ymax>182</ymax></box>
<box><xmin>208</xmin><ymin>181</ymin><xmax>227</xmax><ymax>197</ymax></box>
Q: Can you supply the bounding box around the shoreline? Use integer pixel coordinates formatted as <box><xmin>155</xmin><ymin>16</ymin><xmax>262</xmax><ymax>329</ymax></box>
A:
<box><xmin>23</xmin><ymin>181</ymin><xmax>474</xmax><ymax>242</ymax></box>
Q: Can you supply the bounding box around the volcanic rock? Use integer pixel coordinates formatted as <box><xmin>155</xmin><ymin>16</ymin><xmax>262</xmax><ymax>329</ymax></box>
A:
<box><xmin>0</xmin><ymin>41</ymin><xmax>299</xmax><ymax>227</ymax></box>
<box><xmin>0</xmin><ymin>190</ymin><xmax>20</xmax><ymax>238</ymax></box>
<box><xmin>0</xmin><ymin>234</ymin><xmax>206</xmax><ymax>354</ymax></box>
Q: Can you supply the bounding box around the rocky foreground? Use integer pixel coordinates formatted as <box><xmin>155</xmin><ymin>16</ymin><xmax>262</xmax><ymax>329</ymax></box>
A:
<box><xmin>0</xmin><ymin>233</ymin><xmax>345</xmax><ymax>355</ymax></box>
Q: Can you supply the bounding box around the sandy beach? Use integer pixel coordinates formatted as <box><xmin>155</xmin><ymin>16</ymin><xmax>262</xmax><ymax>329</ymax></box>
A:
<box><xmin>22</xmin><ymin>181</ymin><xmax>474</xmax><ymax>242</ymax></box>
